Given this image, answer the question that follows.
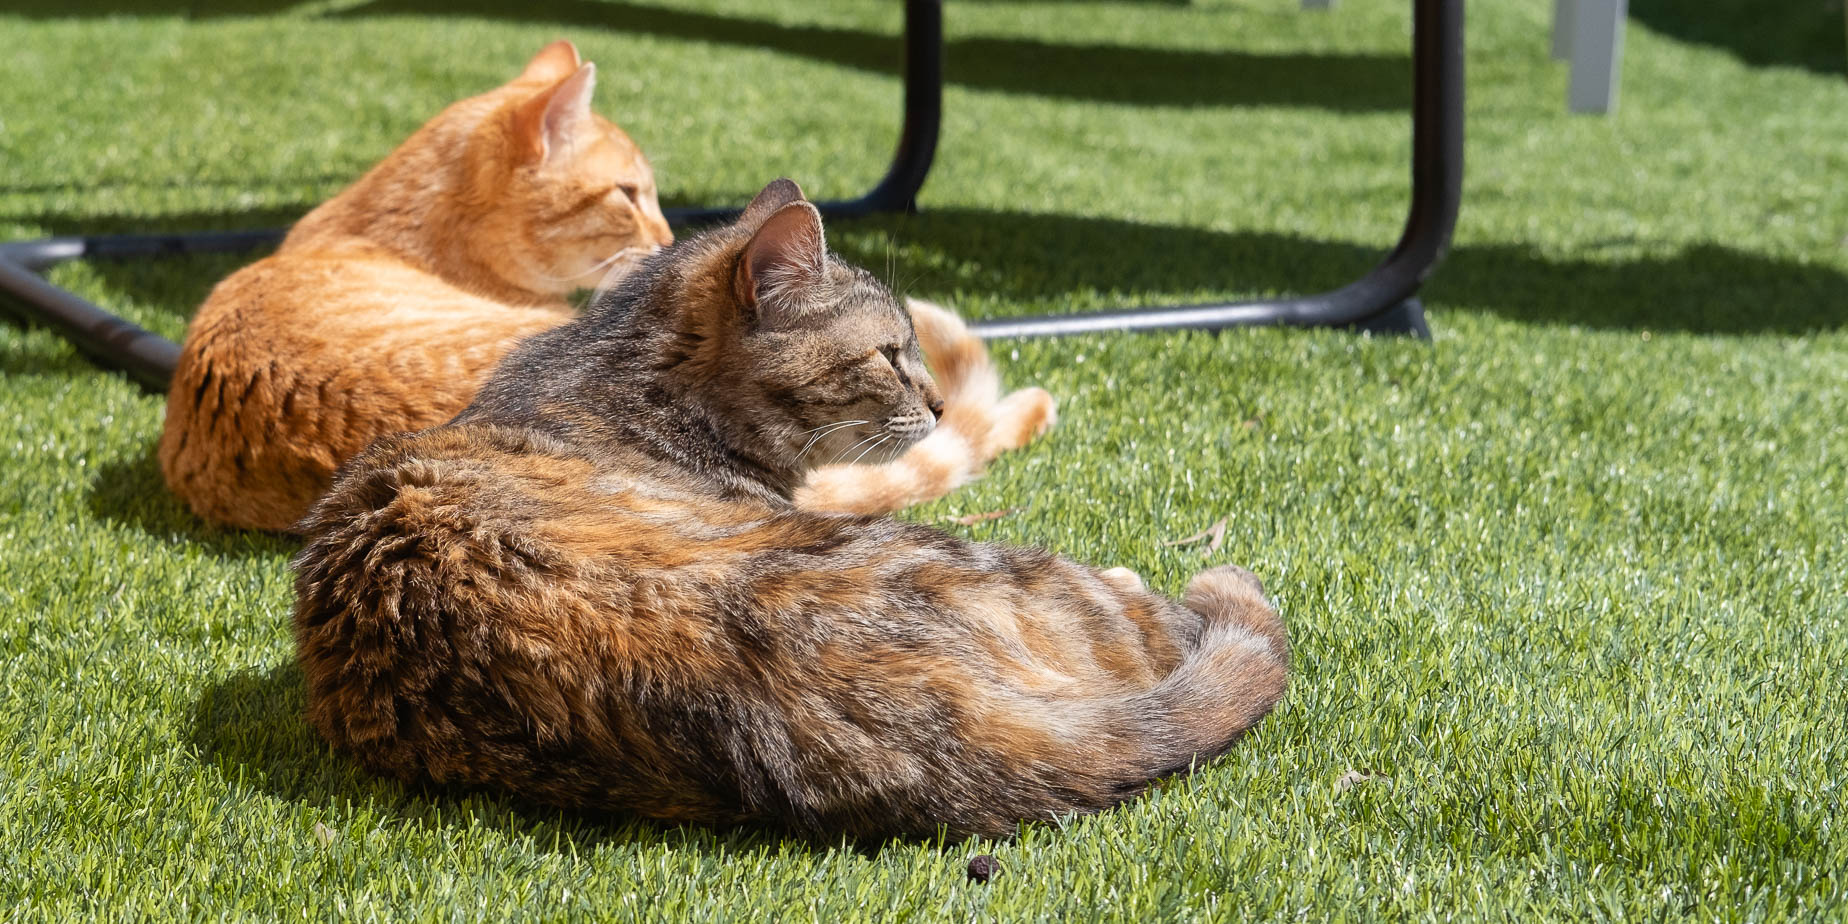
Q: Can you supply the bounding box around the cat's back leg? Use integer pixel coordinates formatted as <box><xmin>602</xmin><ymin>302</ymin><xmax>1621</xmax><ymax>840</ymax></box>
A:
<box><xmin>159</xmin><ymin>258</ymin><xmax>571</xmax><ymax>531</ymax></box>
<box><xmin>159</xmin><ymin>259</ymin><xmax>332</xmax><ymax>531</ymax></box>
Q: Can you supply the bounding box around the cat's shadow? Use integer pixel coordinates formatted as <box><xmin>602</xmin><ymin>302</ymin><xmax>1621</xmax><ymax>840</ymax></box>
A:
<box><xmin>190</xmin><ymin>663</ymin><xmax>907</xmax><ymax>857</ymax></box>
<box><xmin>189</xmin><ymin>663</ymin><xmax>646</xmax><ymax>853</ymax></box>
<box><xmin>86</xmin><ymin>447</ymin><xmax>294</xmax><ymax>561</ymax></box>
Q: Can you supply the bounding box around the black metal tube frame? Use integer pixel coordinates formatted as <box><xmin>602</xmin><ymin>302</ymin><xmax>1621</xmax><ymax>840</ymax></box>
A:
<box><xmin>970</xmin><ymin>0</ymin><xmax>1463</xmax><ymax>340</ymax></box>
<box><xmin>0</xmin><ymin>0</ymin><xmax>1460</xmax><ymax>394</ymax></box>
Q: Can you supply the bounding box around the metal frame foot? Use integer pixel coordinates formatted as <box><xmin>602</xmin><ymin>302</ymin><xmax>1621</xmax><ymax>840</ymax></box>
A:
<box><xmin>1343</xmin><ymin>297</ymin><xmax>1430</xmax><ymax>337</ymax></box>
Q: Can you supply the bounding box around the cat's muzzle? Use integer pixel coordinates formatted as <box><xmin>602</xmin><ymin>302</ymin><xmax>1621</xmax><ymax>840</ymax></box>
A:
<box><xmin>886</xmin><ymin>413</ymin><xmax>936</xmax><ymax>445</ymax></box>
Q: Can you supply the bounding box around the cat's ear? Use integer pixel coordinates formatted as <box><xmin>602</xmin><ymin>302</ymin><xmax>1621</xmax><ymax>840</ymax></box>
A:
<box><xmin>517</xmin><ymin>40</ymin><xmax>581</xmax><ymax>84</ymax></box>
<box><xmin>514</xmin><ymin>62</ymin><xmax>597</xmax><ymax>163</ymax></box>
<box><xmin>738</xmin><ymin>178</ymin><xmax>806</xmax><ymax>229</ymax></box>
<box><xmin>737</xmin><ymin>201</ymin><xmax>827</xmax><ymax>327</ymax></box>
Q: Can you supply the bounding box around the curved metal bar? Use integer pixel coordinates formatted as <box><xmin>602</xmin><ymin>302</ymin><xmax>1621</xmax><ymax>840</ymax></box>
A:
<box><xmin>0</xmin><ymin>244</ymin><xmax>178</xmax><ymax>391</ymax></box>
<box><xmin>970</xmin><ymin>0</ymin><xmax>1463</xmax><ymax>340</ymax></box>
<box><xmin>828</xmin><ymin>0</ymin><xmax>943</xmax><ymax>217</ymax></box>
<box><xmin>0</xmin><ymin>230</ymin><xmax>289</xmax><ymax>391</ymax></box>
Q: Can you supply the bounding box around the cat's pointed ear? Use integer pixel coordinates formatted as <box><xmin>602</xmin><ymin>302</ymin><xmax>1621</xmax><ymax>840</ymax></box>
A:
<box><xmin>515</xmin><ymin>62</ymin><xmax>597</xmax><ymax>163</ymax></box>
<box><xmin>518</xmin><ymin>40</ymin><xmax>581</xmax><ymax>84</ymax></box>
<box><xmin>736</xmin><ymin>200</ymin><xmax>827</xmax><ymax>326</ymax></box>
<box><xmin>738</xmin><ymin>178</ymin><xmax>806</xmax><ymax>229</ymax></box>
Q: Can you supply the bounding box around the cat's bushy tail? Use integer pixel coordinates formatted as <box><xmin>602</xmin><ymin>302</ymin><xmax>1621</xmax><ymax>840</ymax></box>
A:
<box><xmin>1136</xmin><ymin>564</ymin><xmax>1290</xmax><ymax>773</ymax></box>
<box><xmin>948</xmin><ymin>563</ymin><xmax>1288</xmax><ymax>834</ymax></box>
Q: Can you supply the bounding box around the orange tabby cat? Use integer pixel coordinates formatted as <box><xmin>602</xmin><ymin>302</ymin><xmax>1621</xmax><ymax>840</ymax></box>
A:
<box><xmin>159</xmin><ymin>42</ymin><xmax>1054</xmax><ymax>532</ymax></box>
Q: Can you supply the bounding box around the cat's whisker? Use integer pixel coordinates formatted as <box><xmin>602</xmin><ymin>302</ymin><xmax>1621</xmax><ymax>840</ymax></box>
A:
<box><xmin>796</xmin><ymin>420</ymin><xmax>868</xmax><ymax>460</ymax></box>
<box><xmin>529</xmin><ymin>246</ymin><xmax>649</xmax><ymax>287</ymax></box>
<box><xmin>829</xmin><ymin>432</ymin><xmax>888</xmax><ymax>466</ymax></box>
<box><xmin>797</xmin><ymin>418</ymin><xmax>869</xmax><ymax>437</ymax></box>
<box><xmin>846</xmin><ymin>434</ymin><xmax>893</xmax><ymax>467</ymax></box>
<box><xmin>588</xmin><ymin>256</ymin><xmax>643</xmax><ymax>301</ymax></box>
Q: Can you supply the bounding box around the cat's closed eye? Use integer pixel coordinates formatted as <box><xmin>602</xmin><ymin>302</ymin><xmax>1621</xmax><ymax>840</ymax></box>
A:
<box><xmin>612</xmin><ymin>183</ymin><xmax>639</xmax><ymax>204</ymax></box>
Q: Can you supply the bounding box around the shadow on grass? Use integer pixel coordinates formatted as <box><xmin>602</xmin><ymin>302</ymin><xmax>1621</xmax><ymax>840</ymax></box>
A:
<box><xmin>189</xmin><ymin>662</ymin><xmax>900</xmax><ymax>856</ymax></box>
<box><xmin>1631</xmin><ymin>0</ymin><xmax>1847</xmax><ymax>76</ymax></box>
<box><xmin>12</xmin><ymin>204</ymin><xmax>1848</xmax><ymax>354</ymax></box>
<box><xmin>86</xmin><ymin>447</ymin><xmax>298</xmax><ymax>560</ymax></box>
<box><xmin>5</xmin><ymin>0</ymin><xmax>1411</xmax><ymax>112</ymax></box>
<box><xmin>339</xmin><ymin>0</ymin><xmax>1411</xmax><ymax>111</ymax></box>
<box><xmin>838</xmin><ymin>208</ymin><xmax>1848</xmax><ymax>335</ymax></box>
<box><xmin>0</xmin><ymin>0</ymin><xmax>301</xmax><ymax>15</ymax></box>
<box><xmin>0</xmin><ymin>337</ymin><xmax>100</xmax><ymax>378</ymax></box>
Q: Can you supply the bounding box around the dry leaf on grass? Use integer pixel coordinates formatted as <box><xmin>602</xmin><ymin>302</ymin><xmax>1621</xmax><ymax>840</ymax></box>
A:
<box><xmin>943</xmin><ymin>508</ymin><xmax>1019</xmax><ymax>526</ymax></box>
<box><xmin>1165</xmin><ymin>516</ymin><xmax>1228</xmax><ymax>553</ymax></box>
<box><xmin>1335</xmin><ymin>769</ymin><xmax>1389</xmax><ymax>793</ymax></box>
<box><xmin>313</xmin><ymin>821</ymin><xmax>338</xmax><ymax>847</ymax></box>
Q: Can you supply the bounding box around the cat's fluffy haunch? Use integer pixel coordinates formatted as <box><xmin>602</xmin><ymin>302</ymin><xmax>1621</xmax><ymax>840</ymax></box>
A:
<box><xmin>292</xmin><ymin>181</ymin><xmax>1288</xmax><ymax>839</ymax></box>
<box><xmin>160</xmin><ymin>42</ymin><xmax>1053</xmax><ymax>531</ymax></box>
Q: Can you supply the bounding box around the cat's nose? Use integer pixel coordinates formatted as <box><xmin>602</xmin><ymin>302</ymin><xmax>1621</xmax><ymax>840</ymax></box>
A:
<box><xmin>927</xmin><ymin>397</ymin><xmax>945</xmax><ymax>420</ymax></box>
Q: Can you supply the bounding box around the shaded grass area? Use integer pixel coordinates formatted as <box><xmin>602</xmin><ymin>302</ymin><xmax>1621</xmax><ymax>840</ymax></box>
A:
<box><xmin>33</xmin><ymin>206</ymin><xmax>1848</xmax><ymax>344</ymax></box>
<box><xmin>1629</xmin><ymin>0</ymin><xmax>1847</xmax><ymax>76</ymax></box>
<box><xmin>3</xmin><ymin>0</ymin><xmax>1847</xmax><ymax>919</ymax></box>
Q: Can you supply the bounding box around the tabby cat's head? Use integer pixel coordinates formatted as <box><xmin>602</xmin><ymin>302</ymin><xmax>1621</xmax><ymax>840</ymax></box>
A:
<box><xmin>636</xmin><ymin>180</ymin><xmax>945</xmax><ymax>474</ymax></box>
<box><xmin>458</xmin><ymin>41</ymin><xmax>674</xmax><ymax>294</ymax></box>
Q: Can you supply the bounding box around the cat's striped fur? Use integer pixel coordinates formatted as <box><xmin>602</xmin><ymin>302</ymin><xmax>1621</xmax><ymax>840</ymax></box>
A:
<box><xmin>292</xmin><ymin>181</ymin><xmax>1287</xmax><ymax>838</ymax></box>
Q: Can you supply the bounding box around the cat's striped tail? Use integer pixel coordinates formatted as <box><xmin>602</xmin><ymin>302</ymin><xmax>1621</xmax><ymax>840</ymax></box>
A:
<box><xmin>951</xmin><ymin>563</ymin><xmax>1289</xmax><ymax>835</ymax></box>
<box><xmin>1133</xmin><ymin>564</ymin><xmax>1290</xmax><ymax>778</ymax></box>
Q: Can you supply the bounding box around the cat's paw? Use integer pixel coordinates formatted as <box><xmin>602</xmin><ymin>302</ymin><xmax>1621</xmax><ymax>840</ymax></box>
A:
<box><xmin>985</xmin><ymin>387</ymin><xmax>1057</xmax><ymax>456</ymax></box>
<box><xmin>1194</xmin><ymin>563</ymin><xmax>1265</xmax><ymax>598</ymax></box>
<box><xmin>1099</xmin><ymin>566</ymin><xmax>1145</xmax><ymax>592</ymax></box>
<box><xmin>1183</xmin><ymin>564</ymin><xmax>1286</xmax><ymax>664</ymax></box>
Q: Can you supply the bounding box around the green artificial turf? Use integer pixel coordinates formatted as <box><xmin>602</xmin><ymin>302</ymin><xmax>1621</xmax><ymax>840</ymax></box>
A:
<box><xmin>3</xmin><ymin>1</ymin><xmax>1847</xmax><ymax>919</ymax></box>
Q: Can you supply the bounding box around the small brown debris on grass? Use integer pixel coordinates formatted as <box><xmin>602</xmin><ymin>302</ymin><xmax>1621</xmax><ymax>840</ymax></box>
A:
<box><xmin>1165</xmin><ymin>516</ymin><xmax>1228</xmax><ymax>553</ymax></box>
<box><xmin>313</xmin><ymin>821</ymin><xmax>338</xmax><ymax>847</ymax></box>
<box><xmin>966</xmin><ymin>854</ymin><xmax>1001</xmax><ymax>883</ymax></box>
<box><xmin>944</xmin><ymin>508</ymin><xmax>1018</xmax><ymax>526</ymax></box>
<box><xmin>1335</xmin><ymin>769</ymin><xmax>1389</xmax><ymax>793</ymax></box>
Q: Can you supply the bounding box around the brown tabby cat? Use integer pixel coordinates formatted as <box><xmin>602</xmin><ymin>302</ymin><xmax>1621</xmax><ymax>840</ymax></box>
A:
<box><xmin>292</xmin><ymin>180</ymin><xmax>1288</xmax><ymax>839</ymax></box>
<box><xmin>160</xmin><ymin>41</ymin><xmax>1053</xmax><ymax>532</ymax></box>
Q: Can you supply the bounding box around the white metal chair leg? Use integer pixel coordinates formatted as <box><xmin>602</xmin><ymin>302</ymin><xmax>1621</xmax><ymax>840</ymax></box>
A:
<box><xmin>1551</xmin><ymin>0</ymin><xmax>1577</xmax><ymax>59</ymax></box>
<box><xmin>1567</xmin><ymin>0</ymin><xmax>1627</xmax><ymax>114</ymax></box>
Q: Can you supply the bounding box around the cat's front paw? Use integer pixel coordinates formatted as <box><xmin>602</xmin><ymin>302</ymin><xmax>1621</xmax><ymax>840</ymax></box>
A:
<box><xmin>985</xmin><ymin>387</ymin><xmax>1057</xmax><ymax>456</ymax></box>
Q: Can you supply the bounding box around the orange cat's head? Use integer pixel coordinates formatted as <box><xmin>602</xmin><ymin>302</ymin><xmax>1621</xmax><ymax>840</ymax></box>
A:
<box><xmin>291</xmin><ymin>41</ymin><xmax>674</xmax><ymax>301</ymax></box>
<box><xmin>471</xmin><ymin>41</ymin><xmax>674</xmax><ymax>295</ymax></box>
